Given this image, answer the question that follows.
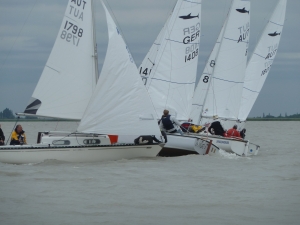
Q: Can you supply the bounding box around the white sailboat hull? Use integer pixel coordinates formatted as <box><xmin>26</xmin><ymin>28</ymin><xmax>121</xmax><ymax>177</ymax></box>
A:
<box><xmin>188</xmin><ymin>133</ymin><xmax>260</xmax><ymax>156</ymax></box>
<box><xmin>158</xmin><ymin>134</ymin><xmax>219</xmax><ymax>156</ymax></box>
<box><xmin>0</xmin><ymin>144</ymin><xmax>162</xmax><ymax>164</ymax></box>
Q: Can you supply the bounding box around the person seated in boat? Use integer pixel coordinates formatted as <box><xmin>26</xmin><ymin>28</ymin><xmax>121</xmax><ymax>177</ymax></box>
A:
<box><xmin>0</xmin><ymin>124</ymin><xmax>5</xmax><ymax>145</ymax></box>
<box><xmin>181</xmin><ymin>122</ymin><xmax>205</xmax><ymax>133</ymax></box>
<box><xmin>240</xmin><ymin>128</ymin><xmax>246</xmax><ymax>139</ymax></box>
<box><xmin>226</xmin><ymin>125</ymin><xmax>241</xmax><ymax>138</ymax></box>
<box><xmin>159</xmin><ymin>110</ymin><xmax>183</xmax><ymax>135</ymax></box>
<box><xmin>208</xmin><ymin>116</ymin><xmax>226</xmax><ymax>136</ymax></box>
<box><xmin>190</xmin><ymin>124</ymin><xmax>205</xmax><ymax>133</ymax></box>
<box><xmin>180</xmin><ymin>122</ymin><xmax>191</xmax><ymax>133</ymax></box>
<box><xmin>10</xmin><ymin>124</ymin><xmax>27</xmax><ymax>145</ymax></box>
<box><xmin>134</xmin><ymin>135</ymin><xmax>161</xmax><ymax>145</ymax></box>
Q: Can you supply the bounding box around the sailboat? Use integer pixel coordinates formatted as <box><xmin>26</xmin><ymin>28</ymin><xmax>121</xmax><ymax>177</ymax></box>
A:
<box><xmin>189</xmin><ymin>0</ymin><xmax>260</xmax><ymax>156</ymax></box>
<box><xmin>139</xmin><ymin>0</ymin><xmax>219</xmax><ymax>156</ymax></box>
<box><xmin>238</xmin><ymin>0</ymin><xmax>287</xmax><ymax>123</ymax></box>
<box><xmin>0</xmin><ymin>0</ymin><xmax>163</xmax><ymax>164</ymax></box>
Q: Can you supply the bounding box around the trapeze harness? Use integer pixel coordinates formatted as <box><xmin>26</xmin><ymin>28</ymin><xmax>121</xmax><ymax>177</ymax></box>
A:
<box><xmin>161</xmin><ymin>115</ymin><xmax>177</xmax><ymax>133</ymax></box>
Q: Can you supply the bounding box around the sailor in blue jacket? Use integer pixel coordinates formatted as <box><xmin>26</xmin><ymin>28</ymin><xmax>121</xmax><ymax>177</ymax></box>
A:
<box><xmin>159</xmin><ymin>110</ymin><xmax>183</xmax><ymax>135</ymax></box>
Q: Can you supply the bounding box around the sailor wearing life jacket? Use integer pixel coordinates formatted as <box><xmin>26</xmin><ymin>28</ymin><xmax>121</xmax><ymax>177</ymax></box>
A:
<box><xmin>10</xmin><ymin>124</ymin><xmax>27</xmax><ymax>145</ymax></box>
<box><xmin>159</xmin><ymin>110</ymin><xmax>183</xmax><ymax>135</ymax></box>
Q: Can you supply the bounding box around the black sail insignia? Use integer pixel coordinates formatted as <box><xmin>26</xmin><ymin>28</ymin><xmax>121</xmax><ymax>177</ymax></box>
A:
<box><xmin>268</xmin><ymin>31</ymin><xmax>281</xmax><ymax>37</ymax></box>
<box><xmin>236</xmin><ymin>7</ymin><xmax>249</xmax><ymax>14</ymax></box>
<box><xmin>24</xmin><ymin>98</ymin><xmax>42</xmax><ymax>114</ymax></box>
<box><xmin>179</xmin><ymin>13</ymin><xmax>199</xmax><ymax>20</ymax></box>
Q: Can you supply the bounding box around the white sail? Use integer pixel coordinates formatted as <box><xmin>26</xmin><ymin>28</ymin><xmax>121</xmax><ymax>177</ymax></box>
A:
<box><xmin>24</xmin><ymin>0</ymin><xmax>97</xmax><ymax>120</ymax></box>
<box><xmin>190</xmin><ymin>18</ymin><xmax>227</xmax><ymax>124</ymax></box>
<box><xmin>77</xmin><ymin>2</ymin><xmax>161</xmax><ymax>137</ymax></box>
<box><xmin>199</xmin><ymin>0</ymin><xmax>250</xmax><ymax>125</ymax></box>
<box><xmin>139</xmin><ymin>15</ymin><xmax>171</xmax><ymax>85</ymax></box>
<box><xmin>238</xmin><ymin>0</ymin><xmax>287</xmax><ymax>121</ymax></box>
<box><xmin>142</xmin><ymin>0</ymin><xmax>202</xmax><ymax>121</ymax></box>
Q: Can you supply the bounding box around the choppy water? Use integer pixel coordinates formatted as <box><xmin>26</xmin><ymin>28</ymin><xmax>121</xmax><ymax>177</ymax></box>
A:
<box><xmin>0</xmin><ymin>121</ymin><xmax>299</xmax><ymax>225</ymax></box>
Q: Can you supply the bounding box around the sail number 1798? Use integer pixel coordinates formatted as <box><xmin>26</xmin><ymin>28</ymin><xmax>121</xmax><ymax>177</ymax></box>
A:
<box><xmin>60</xmin><ymin>20</ymin><xmax>84</xmax><ymax>47</ymax></box>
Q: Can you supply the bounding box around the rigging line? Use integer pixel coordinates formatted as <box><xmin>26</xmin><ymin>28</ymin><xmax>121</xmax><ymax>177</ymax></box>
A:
<box><xmin>144</xmin><ymin>0</ymin><xmax>178</xmax><ymax>89</ymax></box>
<box><xmin>0</xmin><ymin>0</ymin><xmax>39</xmax><ymax>74</ymax></box>
<box><xmin>5</xmin><ymin>116</ymin><xmax>20</xmax><ymax>145</ymax></box>
<box><xmin>253</xmin><ymin>2</ymin><xmax>274</xmax><ymax>55</ymax></box>
<box><xmin>147</xmin><ymin>58</ymin><xmax>155</xmax><ymax>66</ymax></box>
<box><xmin>164</xmin><ymin>0</ymin><xmax>184</xmax><ymax>111</ymax></box>
<box><xmin>103</xmin><ymin>0</ymin><xmax>137</xmax><ymax>65</ymax></box>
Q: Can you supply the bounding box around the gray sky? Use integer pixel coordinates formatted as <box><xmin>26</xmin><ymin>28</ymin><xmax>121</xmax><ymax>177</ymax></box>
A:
<box><xmin>0</xmin><ymin>0</ymin><xmax>299</xmax><ymax>118</ymax></box>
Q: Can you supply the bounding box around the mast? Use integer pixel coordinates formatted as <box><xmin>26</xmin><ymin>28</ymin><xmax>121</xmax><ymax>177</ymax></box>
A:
<box><xmin>92</xmin><ymin>0</ymin><xmax>99</xmax><ymax>84</ymax></box>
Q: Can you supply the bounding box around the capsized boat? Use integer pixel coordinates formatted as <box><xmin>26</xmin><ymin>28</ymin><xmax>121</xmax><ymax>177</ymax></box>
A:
<box><xmin>0</xmin><ymin>0</ymin><xmax>163</xmax><ymax>164</ymax></box>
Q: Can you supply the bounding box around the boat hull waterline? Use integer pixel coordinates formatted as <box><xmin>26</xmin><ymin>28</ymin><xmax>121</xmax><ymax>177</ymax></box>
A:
<box><xmin>158</xmin><ymin>134</ymin><xmax>219</xmax><ymax>157</ymax></box>
<box><xmin>0</xmin><ymin>144</ymin><xmax>162</xmax><ymax>164</ymax></box>
<box><xmin>188</xmin><ymin>133</ymin><xmax>260</xmax><ymax>156</ymax></box>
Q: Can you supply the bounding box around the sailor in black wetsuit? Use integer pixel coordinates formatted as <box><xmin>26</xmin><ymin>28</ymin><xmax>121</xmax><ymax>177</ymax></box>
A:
<box><xmin>208</xmin><ymin>116</ymin><xmax>226</xmax><ymax>136</ymax></box>
<box><xmin>159</xmin><ymin>110</ymin><xmax>183</xmax><ymax>135</ymax></box>
<box><xmin>134</xmin><ymin>135</ymin><xmax>161</xmax><ymax>145</ymax></box>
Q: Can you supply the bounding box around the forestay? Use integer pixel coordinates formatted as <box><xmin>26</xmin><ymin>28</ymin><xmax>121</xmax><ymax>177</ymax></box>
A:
<box><xmin>24</xmin><ymin>0</ymin><xmax>97</xmax><ymax>119</ymax></box>
<box><xmin>197</xmin><ymin>0</ymin><xmax>250</xmax><ymax>125</ymax></box>
<box><xmin>238</xmin><ymin>0</ymin><xmax>287</xmax><ymax>121</ymax></box>
<box><xmin>140</xmin><ymin>0</ymin><xmax>202</xmax><ymax>121</ymax></box>
<box><xmin>139</xmin><ymin>15</ymin><xmax>171</xmax><ymax>85</ymax></box>
<box><xmin>77</xmin><ymin>2</ymin><xmax>161</xmax><ymax>137</ymax></box>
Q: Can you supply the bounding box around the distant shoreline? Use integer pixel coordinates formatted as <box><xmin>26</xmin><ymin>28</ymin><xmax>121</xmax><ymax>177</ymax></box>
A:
<box><xmin>247</xmin><ymin>118</ymin><xmax>300</xmax><ymax>121</ymax></box>
<box><xmin>0</xmin><ymin>119</ymin><xmax>78</xmax><ymax>122</ymax></box>
<box><xmin>1</xmin><ymin>118</ymin><xmax>299</xmax><ymax>122</ymax></box>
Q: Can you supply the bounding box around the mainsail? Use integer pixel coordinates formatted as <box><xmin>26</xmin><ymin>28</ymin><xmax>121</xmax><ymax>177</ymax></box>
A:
<box><xmin>77</xmin><ymin>2</ymin><xmax>161</xmax><ymax>137</ymax></box>
<box><xmin>23</xmin><ymin>0</ymin><xmax>97</xmax><ymax>119</ymax></box>
<box><xmin>192</xmin><ymin>0</ymin><xmax>250</xmax><ymax>126</ymax></box>
<box><xmin>140</xmin><ymin>0</ymin><xmax>202</xmax><ymax>121</ymax></box>
<box><xmin>238</xmin><ymin>0</ymin><xmax>287</xmax><ymax>121</ymax></box>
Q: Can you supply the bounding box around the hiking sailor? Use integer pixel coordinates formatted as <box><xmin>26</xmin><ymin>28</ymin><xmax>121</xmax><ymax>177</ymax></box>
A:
<box><xmin>159</xmin><ymin>110</ymin><xmax>183</xmax><ymax>135</ymax></box>
<box><xmin>208</xmin><ymin>115</ymin><xmax>226</xmax><ymax>136</ymax></box>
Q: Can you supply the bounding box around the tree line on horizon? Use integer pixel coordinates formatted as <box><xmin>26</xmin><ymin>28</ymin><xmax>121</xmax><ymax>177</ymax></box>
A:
<box><xmin>1</xmin><ymin>108</ymin><xmax>300</xmax><ymax>120</ymax></box>
<box><xmin>0</xmin><ymin>108</ymin><xmax>37</xmax><ymax>119</ymax></box>
<box><xmin>252</xmin><ymin>112</ymin><xmax>300</xmax><ymax>119</ymax></box>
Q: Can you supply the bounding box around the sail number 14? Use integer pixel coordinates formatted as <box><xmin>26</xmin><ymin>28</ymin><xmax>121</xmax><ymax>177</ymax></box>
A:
<box><xmin>60</xmin><ymin>20</ymin><xmax>84</xmax><ymax>46</ymax></box>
